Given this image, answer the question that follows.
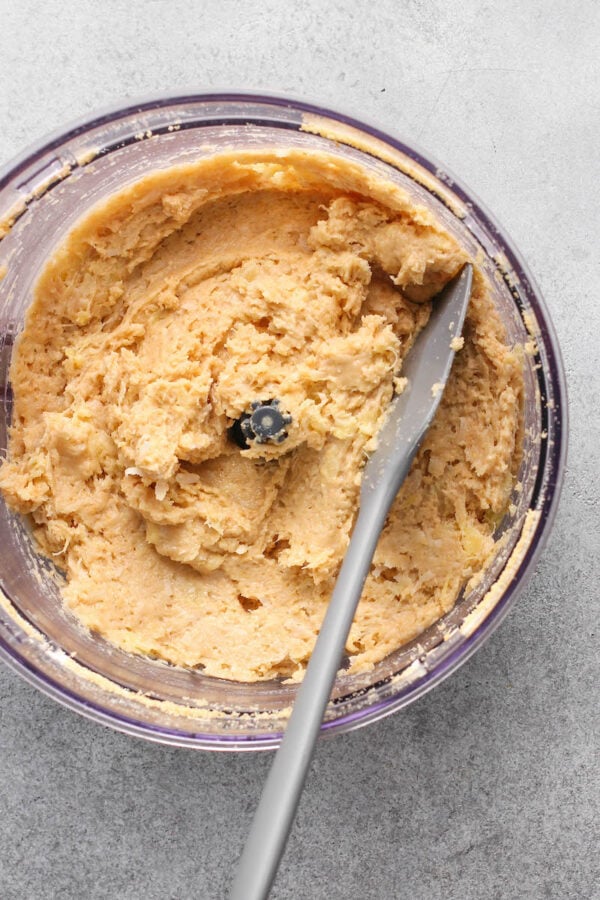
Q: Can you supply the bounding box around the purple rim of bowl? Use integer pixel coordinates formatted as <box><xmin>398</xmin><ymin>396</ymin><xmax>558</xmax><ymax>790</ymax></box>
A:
<box><xmin>0</xmin><ymin>92</ymin><xmax>568</xmax><ymax>750</ymax></box>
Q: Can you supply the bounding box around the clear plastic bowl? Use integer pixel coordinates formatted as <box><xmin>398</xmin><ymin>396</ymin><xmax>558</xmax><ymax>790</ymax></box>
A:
<box><xmin>0</xmin><ymin>94</ymin><xmax>567</xmax><ymax>750</ymax></box>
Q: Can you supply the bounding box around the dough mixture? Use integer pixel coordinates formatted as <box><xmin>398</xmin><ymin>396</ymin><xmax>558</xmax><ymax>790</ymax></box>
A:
<box><xmin>0</xmin><ymin>150</ymin><xmax>522</xmax><ymax>681</ymax></box>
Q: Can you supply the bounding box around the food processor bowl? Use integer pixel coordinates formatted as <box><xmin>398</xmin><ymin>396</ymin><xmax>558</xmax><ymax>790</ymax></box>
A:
<box><xmin>0</xmin><ymin>94</ymin><xmax>567</xmax><ymax>750</ymax></box>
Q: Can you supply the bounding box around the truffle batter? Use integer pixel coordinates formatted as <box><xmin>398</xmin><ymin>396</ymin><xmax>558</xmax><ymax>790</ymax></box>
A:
<box><xmin>0</xmin><ymin>150</ymin><xmax>522</xmax><ymax>681</ymax></box>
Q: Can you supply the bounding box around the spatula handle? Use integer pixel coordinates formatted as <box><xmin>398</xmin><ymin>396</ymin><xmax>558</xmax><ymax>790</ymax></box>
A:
<box><xmin>229</xmin><ymin>489</ymin><xmax>392</xmax><ymax>900</ymax></box>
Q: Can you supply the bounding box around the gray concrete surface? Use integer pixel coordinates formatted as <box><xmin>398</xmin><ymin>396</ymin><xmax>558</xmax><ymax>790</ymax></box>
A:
<box><xmin>0</xmin><ymin>1</ymin><xmax>598</xmax><ymax>898</ymax></box>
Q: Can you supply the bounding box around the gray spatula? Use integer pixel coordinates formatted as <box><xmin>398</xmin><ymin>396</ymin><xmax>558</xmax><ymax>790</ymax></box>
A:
<box><xmin>229</xmin><ymin>263</ymin><xmax>473</xmax><ymax>900</ymax></box>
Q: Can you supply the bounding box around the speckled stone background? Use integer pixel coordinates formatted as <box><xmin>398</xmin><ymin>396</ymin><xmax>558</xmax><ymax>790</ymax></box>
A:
<box><xmin>0</xmin><ymin>2</ymin><xmax>598</xmax><ymax>898</ymax></box>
